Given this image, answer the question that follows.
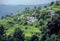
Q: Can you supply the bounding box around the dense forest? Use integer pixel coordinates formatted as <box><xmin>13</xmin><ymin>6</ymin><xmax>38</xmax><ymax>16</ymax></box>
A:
<box><xmin>0</xmin><ymin>0</ymin><xmax>60</xmax><ymax>41</ymax></box>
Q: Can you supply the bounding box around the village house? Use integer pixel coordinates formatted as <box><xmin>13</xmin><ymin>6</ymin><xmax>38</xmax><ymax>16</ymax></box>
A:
<box><xmin>26</xmin><ymin>16</ymin><xmax>37</xmax><ymax>24</ymax></box>
<box><xmin>46</xmin><ymin>10</ymin><xmax>55</xmax><ymax>15</ymax></box>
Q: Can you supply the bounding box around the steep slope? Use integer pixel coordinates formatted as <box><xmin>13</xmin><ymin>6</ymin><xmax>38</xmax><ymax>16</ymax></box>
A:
<box><xmin>0</xmin><ymin>0</ymin><xmax>60</xmax><ymax>41</ymax></box>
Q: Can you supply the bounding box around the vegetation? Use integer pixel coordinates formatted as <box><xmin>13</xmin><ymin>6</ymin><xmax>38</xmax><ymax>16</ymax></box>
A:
<box><xmin>0</xmin><ymin>0</ymin><xmax>60</xmax><ymax>41</ymax></box>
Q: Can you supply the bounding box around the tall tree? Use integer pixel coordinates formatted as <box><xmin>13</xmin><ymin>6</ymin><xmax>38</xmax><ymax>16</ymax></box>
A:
<box><xmin>13</xmin><ymin>28</ymin><xmax>25</xmax><ymax>41</ymax></box>
<box><xmin>0</xmin><ymin>25</ymin><xmax>4</xmax><ymax>35</ymax></box>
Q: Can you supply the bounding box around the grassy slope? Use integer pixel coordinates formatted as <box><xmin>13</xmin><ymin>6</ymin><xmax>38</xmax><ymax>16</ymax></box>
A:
<box><xmin>0</xmin><ymin>0</ymin><xmax>60</xmax><ymax>38</ymax></box>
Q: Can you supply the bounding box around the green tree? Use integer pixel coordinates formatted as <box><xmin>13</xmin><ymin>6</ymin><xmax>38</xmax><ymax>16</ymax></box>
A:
<box><xmin>13</xmin><ymin>28</ymin><xmax>25</xmax><ymax>41</ymax></box>
<box><xmin>30</xmin><ymin>35</ymin><xmax>39</xmax><ymax>41</ymax></box>
<box><xmin>0</xmin><ymin>25</ymin><xmax>4</xmax><ymax>35</ymax></box>
<box><xmin>50</xmin><ymin>2</ymin><xmax>54</xmax><ymax>5</ymax></box>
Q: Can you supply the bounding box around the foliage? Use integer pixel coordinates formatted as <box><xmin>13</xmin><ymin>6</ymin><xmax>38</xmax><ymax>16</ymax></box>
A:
<box><xmin>0</xmin><ymin>0</ymin><xmax>60</xmax><ymax>41</ymax></box>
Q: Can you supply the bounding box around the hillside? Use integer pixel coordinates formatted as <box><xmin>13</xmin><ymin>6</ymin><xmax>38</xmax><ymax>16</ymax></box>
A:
<box><xmin>0</xmin><ymin>0</ymin><xmax>60</xmax><ymax>41</ymax></box>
